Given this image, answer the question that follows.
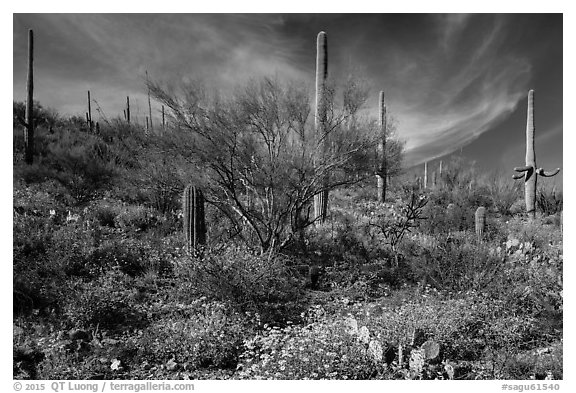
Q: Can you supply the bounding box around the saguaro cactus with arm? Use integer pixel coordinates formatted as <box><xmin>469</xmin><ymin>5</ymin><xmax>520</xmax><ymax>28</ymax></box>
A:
<box><xmin>313</xmin><ymin>31</ymin><xmax>329</xmax><ymax>224</ymax></box>
<box><xmin>376</xmin><ymin>91</ymin><xmax>387</xmax><ymax>203</ymax></box>
<box><xmin>512</xmin><ymin>90</ymin><xmax>560</xmax><ymax>219</ymax></box>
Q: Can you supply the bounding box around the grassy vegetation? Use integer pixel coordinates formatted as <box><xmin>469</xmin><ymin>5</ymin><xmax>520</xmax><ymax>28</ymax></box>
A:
<box><xmin>13</xmin><ymin>101</ymin><xmax>562</xmax><ymax>380</ymax></box>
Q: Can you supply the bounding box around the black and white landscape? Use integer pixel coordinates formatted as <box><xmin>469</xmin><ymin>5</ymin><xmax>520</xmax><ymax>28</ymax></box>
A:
<box><xmin>13</xmin><ymin>13</ymin><xmax>562</xmax><ymax>381</ymax></box>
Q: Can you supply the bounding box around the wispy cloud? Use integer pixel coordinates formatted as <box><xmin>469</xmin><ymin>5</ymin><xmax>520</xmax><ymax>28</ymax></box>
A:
<box><xmin>14</xmin><ymin>14</ymin><xmax>556</xmax><ymax>170</ymax></box>
<box><xmin>381</xmin><ymin>15</ymin><xmax>532</xmax><ymax>166</ymax></box>
<box><xmin>14</xmin><ymin>14</ymin><xmax>308</xmax><ymax>117</ymax></box>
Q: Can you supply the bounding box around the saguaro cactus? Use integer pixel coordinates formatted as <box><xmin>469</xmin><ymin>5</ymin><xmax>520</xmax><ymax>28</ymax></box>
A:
<box><xmin>376</xmin><ymin>91</ymin><xmax>387</xmax><ymax>203</ymax></box>
<box><xmin>475</xmin><ymin>206</ymin><xmax>486</xmax><ymax>242</ymax></box>
<box><xmin>87</xmin><ymin>90</ymin><xmax>93</xmax><ymax>131</ymax></box>
<box><xmin>512</xmin><ymin>90</ymin><xmax>560</xmax><ymax>218</ymax></box>
<box><xmin>423</xmin><ymin>162</ymin><xmax>428</xmax><ymax>189</ymax></box>
<box><xmin>313</xmin><ymin>31</ymin><xmax>329</xmax><ymax>224</ymax></box>
<box><xmin>24</xmin><ymin>29</ymin><xmax>34</xmax><ymax>164</ymax></box>
<box><xmin>126</xmin><ymin>96</ymin><xmax>131</xmax><ymax>124</ymax></box>
<box><xmin>183</xmin><ymin>185</ymin><xmax>206</xmax><ymax>254</ymax></box>
<box><xmin>146</xmin><ymin>70</ymin><xmax>153</xmax><ymax>133</ymax></box>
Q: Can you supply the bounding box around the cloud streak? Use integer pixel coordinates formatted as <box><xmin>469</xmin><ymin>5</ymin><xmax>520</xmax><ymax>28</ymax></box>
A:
<box><xmin>374</xmin><ymin>15</ymin><xmax>532</xmax><ymax>166</ymax></box>
<box><xmin>14</xmin><ymin>14</ymin><xmax>558</xmax><ymax>170</ymax></box>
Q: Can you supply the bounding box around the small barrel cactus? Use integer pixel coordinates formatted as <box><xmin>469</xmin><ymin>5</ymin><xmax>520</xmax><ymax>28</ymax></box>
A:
<box><xmin>420</xmin><ymin>340</ymin><xmax>440</xmax><ymax>360</ymax></box>
<box><xmin>475</xmin><ymin>206</ymin><xmax>486</xmax><ymax>242</ymax></box>
<box><xmin>183</xmin><ymin>185</ymin><xmax>206</xmax><ymax>255</ymax></box>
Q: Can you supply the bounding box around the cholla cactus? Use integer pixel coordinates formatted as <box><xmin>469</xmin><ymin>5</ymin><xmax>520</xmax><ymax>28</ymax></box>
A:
<box><xmin>183</xmin><ymin>185</ymin><xmax>206</xmax><ymax>255</ymax></box>
<box><xmin>409</xmin><ymin>348</ymin><xmax>425</xmax><ymax>374</ymax></box>
<box><xmin>475</xmin><ymin>206</ymin><xmax>486</xmax><ymax>243</ymax></box>
<box><xmin>513</xmin><ymin>90</ymin><xmax>560</xmax><ymax>218</ymax></box>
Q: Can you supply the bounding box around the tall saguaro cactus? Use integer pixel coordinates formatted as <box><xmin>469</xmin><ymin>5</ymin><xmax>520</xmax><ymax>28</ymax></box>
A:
<box><xmin>24</xmin><ymin>29</ymin><xmax>34</xmax><ymax>164</ymax></box>
<box><xmin>313</xmin><ymin>31</ymin><xmax>329</xmax><ymax>224</ymax></box>
<box><xmin>376</xmin><ymin>91</ymin><xmax>387</xmax><ymax>203</ymax></box>
<box><xmin>475</xmin><ymin>207</ymin><xmax>486</xmax><ymax>243</ymax></box>
<box><xmin>126</xmin><ymin>96</ymin><xmax>131</xmax><ymax>124</ymax></box>
<box><xmin>183</xmin><ymin>185</ymin><xmax>207</xmax><ymax>255</ymax></box>
<box><xmin>512</xmin><ymin>90</ymin><xmax>560</xmax><ymax>218</ymax></box>
<box><xmin>87</xmin><ymin>90</ymin><xmax>93</xmax><ymax>131</ymax></box>
<box><xmin>423</xmin><ymin>162</ymin><xmax>428</xmax><ymax>189</ymax></box>
<box><xmin>146</xmin><ymin>70</ymin><xmax>153</xmax><ymax>133</ymax></box>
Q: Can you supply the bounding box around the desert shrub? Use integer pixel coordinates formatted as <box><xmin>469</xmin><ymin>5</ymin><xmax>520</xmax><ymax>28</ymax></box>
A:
<box><xmin>35</xmin><ymin>335</ymin><xmax>140</xmax><ymax>380</ymax></box>
<box><xmin>309</xmin><ymin>210</ymin><xmax>374</xmax><ymax>266</ymax></box>
<box><xmin>13</xmin><ymin>205</ymin><xmax>67</xmax><ymax>314</ymax></box>
<box><xmin>135</xmin><ymin>301</ymin><xmax>252</xmax><ymax>371</ymax></box>
<box><xmin>62</xmin><ymin>270</ymin><xmax>147</xmax><ymax>330</ymax></box>
<box><xmin>87</xmin><ymin>200</ymin><xmax>120</xmax><ymax>228</ymax></box>
<box><xmin>237</xmin><ymin>306</ymin><xmax>386</xmax><ymax>379</ymax></box>
<box><xmin>485</xmin><ymin>173</ymin><xmax>522</xmax><ymax>216</ymax></box>
<box><xmin>14</xmin><ymin>161</ymin><xmax>59</xmax><ymax>185</ymax></box>
<box><xmin>536</xmin><ymin>186</ymin><xmax>562</xmax><ymax>216</ymax></box>
<box><xmin>400</xmin><ymin>232</ymin><xmax>504</xmax><ymax>292</ymax></box>
<box><xmin>130</xmin><ymin>147</ymin><xmax>187</xmax><ymax>214</ymax></box>
<box><xmin>48</xmin><ymin>220</ymin><xmax>174</xmax><ymax>279</ymax></box>
<box><xmin>15</xmin><ymin>127</ymin><xmax>122</xmax><ymax>203</ymax></box>
<box><xmin>47</xmin><ymin>221</ymin><xmax>105</xmax><ymax>279</ymax></box>
<box><xmin>175</xmin><ymin>246</ymin><xmax>304</xmax><ymax>325</ymax></box>
<box><xmin>504</xmin><ymin>216</ymin><xmax>562</xmax><ymax>249</ymax></box>
<box><xmin>360</xmin><ymin>291</ymin><xmax>545</xmax><ymax>378</ymax></box>
<box><xmin>420</xmin><ymin>186</ymin><xmax>495</xmax><ymax>235</ymax></box>
<box><xmin>498</xmin><ymin>340</ymin><xmax>562</xmax><ymax>380</ymax></box>
<box><xmin>498</xmin><ymin>236</ymin><xmax>562</xmax><ymax>321</ymax></box>
<box><xmin>114</xmin><ymin>204</ymin><xmax>159</xmax><ymax>233</ymax></box>
<box><xmin>13</xmin><ymin>100</ymin><xmax>60</xmax><ymax>130</ymax></box>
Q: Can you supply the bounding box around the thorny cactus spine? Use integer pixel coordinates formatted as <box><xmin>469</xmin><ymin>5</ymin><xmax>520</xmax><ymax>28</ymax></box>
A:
<box><xmin>313</xmin><ymin>31</ymin><xmax>329</xmax><ymax>224</ymax></box>
<box><xmin>475</xmin><ymin>206</ymin><xmax>486</xmax><ymax>243</ymax></box>
<box><xmin>376</xmin><ymin>90</ymin><xmax>387</xmax><ymax>203</ymax></box>
<box><xmin>24</xmin><ymin>29</ymin><xmax>34</xmax><ymax>164</ymax></box>
<box><xmin>513</xmin><ymin>90</ymin><xmax>560</xmax><ymax>218</ymax></box>
<box><xmin>183</xmin><ymin>185</ymin><xmax>206</xmax><ymax>255</ymax></box>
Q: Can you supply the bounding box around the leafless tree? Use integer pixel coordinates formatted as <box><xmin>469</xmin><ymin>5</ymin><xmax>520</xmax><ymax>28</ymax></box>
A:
<box><xmin>148</xmin><ymin>76</ymin><xmax>394</xmax><ymax>253</ymax></box>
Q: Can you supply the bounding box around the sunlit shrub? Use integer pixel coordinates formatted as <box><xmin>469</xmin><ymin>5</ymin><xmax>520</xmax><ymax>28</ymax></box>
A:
<box><xmin>175</xmin><ymin>246</ymin><xmax>304</xmax><ymax>325</ymax></box>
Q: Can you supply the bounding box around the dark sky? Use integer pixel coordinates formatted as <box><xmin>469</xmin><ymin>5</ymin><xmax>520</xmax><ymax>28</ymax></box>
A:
<box><xmin>13</xmin><ymin>14</ymin><xmax>563</xmax><ymax>187</ymax></box>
